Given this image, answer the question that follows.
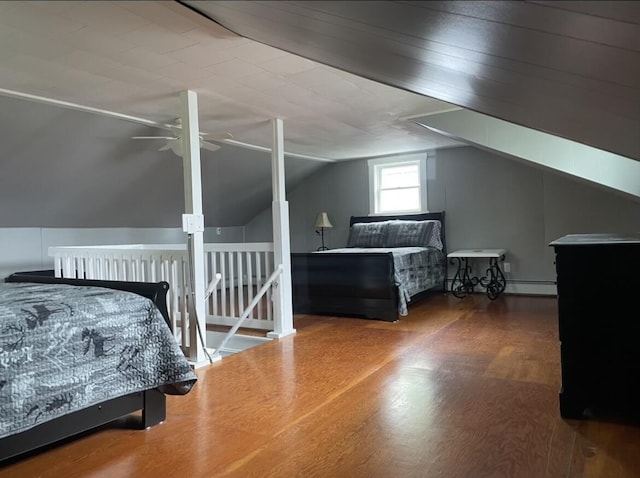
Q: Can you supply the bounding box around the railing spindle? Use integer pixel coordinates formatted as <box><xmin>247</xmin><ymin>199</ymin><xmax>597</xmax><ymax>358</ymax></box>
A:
<box><xmin>246</xmin><ymin>251</ymin><xmax>254</xmax><ymax>319</ymax></box>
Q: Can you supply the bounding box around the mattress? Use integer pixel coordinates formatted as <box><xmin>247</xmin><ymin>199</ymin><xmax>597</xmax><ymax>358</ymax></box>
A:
<box><xmin>0</xmin><ymin>282</ymin><xmax>197</xmax><ymax>439</ymax></box>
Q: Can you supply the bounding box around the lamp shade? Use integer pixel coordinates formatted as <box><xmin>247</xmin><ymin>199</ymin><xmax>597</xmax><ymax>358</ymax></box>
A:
<box><xmin>313</xmin><ymin>212</ymin><xmax>333</xmax><ymax>228</ymax></box>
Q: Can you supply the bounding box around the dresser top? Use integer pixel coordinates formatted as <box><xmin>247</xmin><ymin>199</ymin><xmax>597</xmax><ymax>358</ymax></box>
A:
<box><xmin>550</xmin><ymin>233</ymin><xmax>640</xmax><ymax>246</ymax></box>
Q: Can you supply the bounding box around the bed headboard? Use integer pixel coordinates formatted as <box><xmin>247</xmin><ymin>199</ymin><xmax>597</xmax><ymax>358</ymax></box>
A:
<box><xmin>5</xmin><ymin>271</ymin><xmax>172</xmax><ymax>328</ymax></box>
<box><xmin>348</xmin><ymin>211</ymin><xmax>446</xmax><ymax>255</ymax></box>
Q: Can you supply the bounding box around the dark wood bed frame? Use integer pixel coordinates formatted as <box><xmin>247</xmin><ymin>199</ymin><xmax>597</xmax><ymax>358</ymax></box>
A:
<box><xmin>0</xmin><ymin>271</ymin><xmax>172</xmax><ymax>463</ymax></box>
<box><xmin>291</xmin><ymin>212</ymin><xmax>446</xmax><ymax>322</ymax></box>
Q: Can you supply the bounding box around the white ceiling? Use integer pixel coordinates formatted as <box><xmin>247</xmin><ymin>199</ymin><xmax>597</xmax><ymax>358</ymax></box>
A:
<box><xmin>0</xmin><ymin>0</ymin><xmax>460</xmax><ymax>161</ymax></box>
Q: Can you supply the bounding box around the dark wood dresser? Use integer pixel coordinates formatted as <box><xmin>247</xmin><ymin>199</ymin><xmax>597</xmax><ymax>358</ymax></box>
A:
<box><xmin>550</xmin><ymin>234</ymin><xmax>640</xmax><ymax>421</ymax></box>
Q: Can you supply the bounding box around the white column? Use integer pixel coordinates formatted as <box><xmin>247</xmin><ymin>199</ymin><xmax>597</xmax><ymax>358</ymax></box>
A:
<box><xmin>180</xmin><ymin>90</ymin><xmax>207</xmax><ymax>364</ymax></box>
<box><xmin>268</xmin><ymin>118</ymin><xmax>296</xmax><ymax>339</ymax></box>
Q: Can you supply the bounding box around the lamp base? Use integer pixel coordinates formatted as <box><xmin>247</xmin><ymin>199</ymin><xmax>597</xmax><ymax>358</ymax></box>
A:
<box><xmin>316</xmin><ymin>227</ymin><xmax>329</xmax><ymax>251</ymax></box>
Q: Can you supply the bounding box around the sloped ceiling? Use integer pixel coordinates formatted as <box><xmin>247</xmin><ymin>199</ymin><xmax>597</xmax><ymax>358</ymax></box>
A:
<box><xmin>0</xmin><ymin>0</ymin><xmax>463</xmax><ymax>228</ymax></box>
<box><xmin>185</xmin><ymin>1</ymin><xmax>640</xmax><ymax>162</ymax></box>
<box><xmin>0</xmin><ymin>1</ymin><xmax>458</xmax><ymax>160</ymax></box>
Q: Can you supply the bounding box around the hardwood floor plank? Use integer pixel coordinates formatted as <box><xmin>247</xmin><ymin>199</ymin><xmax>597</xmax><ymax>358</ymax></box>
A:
<box><xmin>1</xmin><ymin>294</ymin><xmax>639</xmax><ymax>478</ymax></box>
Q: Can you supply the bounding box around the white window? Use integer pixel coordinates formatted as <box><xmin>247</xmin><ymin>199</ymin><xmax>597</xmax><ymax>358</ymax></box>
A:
<box><xmin>368</xmin><ymin>154</ymin><xmax>428</xmax><ymax>215</ymax></box>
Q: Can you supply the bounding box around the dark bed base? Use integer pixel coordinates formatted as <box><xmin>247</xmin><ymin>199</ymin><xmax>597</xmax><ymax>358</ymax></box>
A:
<box><xmin>291</xmin><ymin>212</ymin><xmax>446</xmax><ymax>322</ymax></box>
<box><xmin>292</xmin><ymin>251</ymin><xmax>399</xmax><ymax>321</ymax></box>
<box><xmin>0</xmin><ymin>389</ymin><xmax>165</xmax><ymax>463</ymax></box>
<box><xmin>1</xmin><ymin>271</ymin><xmax>171</xmax><ymax>462</ymax></box>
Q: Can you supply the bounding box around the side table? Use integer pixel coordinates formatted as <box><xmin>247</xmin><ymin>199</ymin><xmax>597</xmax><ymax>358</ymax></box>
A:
<box><xmin>447</xmin><ymin>249</ymin><xmax>507</xmax><ymax>300</ymax></box>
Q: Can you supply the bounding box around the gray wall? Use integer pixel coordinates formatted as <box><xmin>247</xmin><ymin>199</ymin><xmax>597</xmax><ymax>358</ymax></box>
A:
<box><xmin>245</xmin><ymin>145</ymin><xmax>640</xmax><ymax>285</ymax></box>
<box><xmin>245</xmin><ymin>160</ymin><xmax>366</xmax><ymax>252</ymax></box>
<box><xmin>6</xmin><ymin>143</ymin><xmax>639</xmax><ymax>288</ymax></box>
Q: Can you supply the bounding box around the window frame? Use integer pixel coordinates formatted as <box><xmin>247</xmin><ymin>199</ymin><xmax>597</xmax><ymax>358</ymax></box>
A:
<box><xmin>368</xmin><ymin>153</ymin><xmax>428</xmax><ymax>216</ymax></box>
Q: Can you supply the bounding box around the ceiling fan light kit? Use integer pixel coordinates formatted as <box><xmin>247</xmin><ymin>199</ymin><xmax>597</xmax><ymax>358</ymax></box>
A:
<box><xmin>131</xmin><ymin>118</ymin><xmax>232</xmax><ymax>156</ymax></box>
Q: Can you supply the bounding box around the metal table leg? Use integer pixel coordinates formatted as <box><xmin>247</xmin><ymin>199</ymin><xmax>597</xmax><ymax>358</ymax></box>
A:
<box><xmin>450</xmin><ymin>257</ymin><xmax>478</xmax><ymax>298</ymax></box>
<box><xmin>480</xmin><ymin>254</ymin><xmax>507</xmax><ymax>300</ymax></box>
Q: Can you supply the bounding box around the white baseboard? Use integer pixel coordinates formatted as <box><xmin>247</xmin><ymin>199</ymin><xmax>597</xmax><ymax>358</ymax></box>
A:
<box><xmin>446</xmin><ymin>279</ymin><xmax>557</xmax><ymax>296</ymax></box>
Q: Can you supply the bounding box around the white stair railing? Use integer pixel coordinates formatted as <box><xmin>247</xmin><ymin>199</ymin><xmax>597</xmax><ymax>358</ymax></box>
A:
<box><xmin>213</xmin><ymin>265</ymin><xmax>283</xmax><ymax>354</ymax></box>
<box><xmin>49</xmin><ymin>243</ymin><xmax>277</xmax><ymax>345</ymax></box>
<box><xmin>204</xmin><ymin>243</ymin><xmax>275</xmax><ymax>330</ymax></box>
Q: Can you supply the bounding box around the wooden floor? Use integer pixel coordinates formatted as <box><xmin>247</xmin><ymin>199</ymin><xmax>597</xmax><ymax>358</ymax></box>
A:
<box><xmin>3</xmin><ymin>293</ymin><xmax>640</xmax><ymax>477</ymax></box>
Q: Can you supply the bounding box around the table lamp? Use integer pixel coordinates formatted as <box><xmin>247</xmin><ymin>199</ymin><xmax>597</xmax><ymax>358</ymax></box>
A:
<box><xmin>313</xmin><ymin>212</ymin><xmax>333</xmax><ymax>250</ymax></box>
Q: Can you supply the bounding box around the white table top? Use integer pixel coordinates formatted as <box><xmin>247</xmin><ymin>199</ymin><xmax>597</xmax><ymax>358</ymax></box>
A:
<box><xmin>447</xmin><ymin>249</ymin><xmax>506</xmax><ymax>258</ymax></box>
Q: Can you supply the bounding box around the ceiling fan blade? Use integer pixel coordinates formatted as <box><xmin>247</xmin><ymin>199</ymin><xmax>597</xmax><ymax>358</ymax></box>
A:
<box><xmin>132</xmin><ymin>136</ymin><xmax>176</xmax><ymax>140</ymax></box>
<box><xmin>158</xmin><ymin>143</ymin><xmax>173</xmax><ymax>152</ymax></box>
<box><xmin>200</xmin><ymin>133</ymin><xmax>233</xmax><ymax>141</ymax></box>
<box><xmin>200</xmin><ymin>141</ymin><xmax>221</xmax><ymax>152</ymax></box>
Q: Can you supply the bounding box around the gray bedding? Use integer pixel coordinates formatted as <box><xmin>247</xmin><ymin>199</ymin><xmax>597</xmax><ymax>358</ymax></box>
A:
<box><xmin>316</xmin><ymin>246</ymin><xmax>445</xmax><ymax>315</ymax></box>
<box><xmin>0</xmin><ymin>282</ymin><xmax>197</xmax><ymax>440</ymax></box>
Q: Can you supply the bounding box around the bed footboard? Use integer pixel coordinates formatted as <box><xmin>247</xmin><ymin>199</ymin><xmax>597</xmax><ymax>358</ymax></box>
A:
<box><xmin>291</xmin><ymin>252</ymin><xmax>399</xmax><ymax>321</ymax></box>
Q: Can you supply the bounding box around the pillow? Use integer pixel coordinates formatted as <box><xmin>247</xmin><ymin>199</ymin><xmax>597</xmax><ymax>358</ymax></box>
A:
<box><xmin>384</xmin><ymin>220</ymin><xmax>443</xmax><ymax>250</ymax></box>
<box><xmin>425</xmin><ymin>220</ymin><xmax>444</xmax><ymax>250</ymax></box>
<box><xmin>346</xmin><ymin>221</ymin><xmax>389</xmax><ymax>248</ymax></box>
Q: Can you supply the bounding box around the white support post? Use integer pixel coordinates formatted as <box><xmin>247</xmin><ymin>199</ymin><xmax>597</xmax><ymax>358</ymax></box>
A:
<box><xmin>180</xmin><ymin>90</ymin><xmax>207</xmax><ymax>365</ymax></box>
<box><xmin>268</xmin><ymin>118</ymin><xmax>296</xmax><ymax>339</ymax></box>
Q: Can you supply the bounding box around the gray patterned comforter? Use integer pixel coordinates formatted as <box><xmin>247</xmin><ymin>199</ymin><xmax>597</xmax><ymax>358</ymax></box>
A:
<box><xmin>316</xmin><ymin>247</ymin><xmax>445</xmax><ymax>315</ymax></box>
<box><xmin>0</xmin><ymin>282</ymin><xmax>197</xmax><ymax>440</ymax></box>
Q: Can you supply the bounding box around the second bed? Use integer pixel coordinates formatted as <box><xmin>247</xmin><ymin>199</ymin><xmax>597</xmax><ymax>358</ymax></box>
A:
<box><xmin>292</xmin><ymin>212</ymin><xmax>446</xmax><ymax>321</ymax></box>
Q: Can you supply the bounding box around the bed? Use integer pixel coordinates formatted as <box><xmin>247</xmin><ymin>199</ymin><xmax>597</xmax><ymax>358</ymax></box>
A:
<box><xmin>291</xmin><ymin>212</ymin><xmax>447</xmax><ymax>321</ymax></box>
<box><xmin>0</xmin><ymin>272</ymin><xmax>197</xmax><ymax>462</ymax></box>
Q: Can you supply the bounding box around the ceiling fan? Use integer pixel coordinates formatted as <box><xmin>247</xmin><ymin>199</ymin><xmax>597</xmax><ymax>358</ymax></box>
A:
<box><xmin>132</xmin><ymin>118</ymin><xmax>233</xmax><ymax>156</ymax></box>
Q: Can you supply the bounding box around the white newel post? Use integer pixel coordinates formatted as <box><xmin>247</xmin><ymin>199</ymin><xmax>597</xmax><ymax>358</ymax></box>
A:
<box><xmin>268</xmin><ymin>118</ymin><xmax>296</xmax><ymax>338</ymax></box>
<box><xmin>180</xmin><ymin>90</ymin><xmax>207</xmax><ymax>364</ymax></box>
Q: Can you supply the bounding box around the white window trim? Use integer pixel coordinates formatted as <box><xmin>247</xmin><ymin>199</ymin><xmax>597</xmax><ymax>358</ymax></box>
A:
<box><xmin>368</xmin><ymin>153</ymin><xmax>428</xmax><ymax>216</ymax></box>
